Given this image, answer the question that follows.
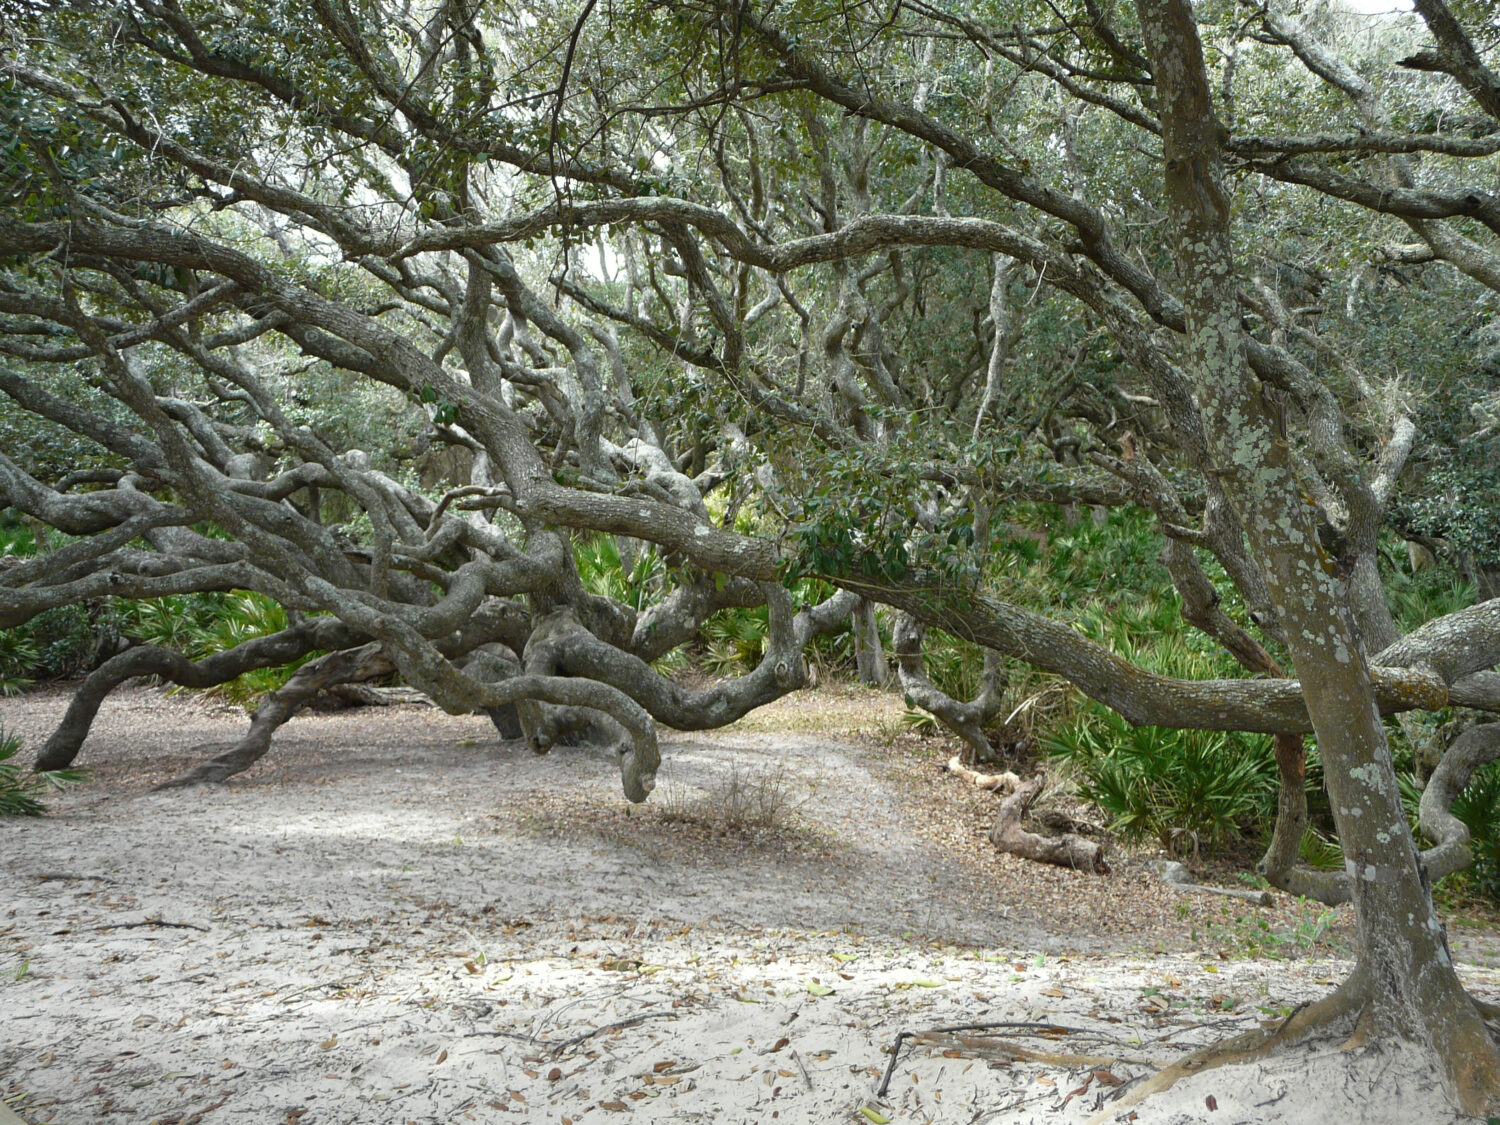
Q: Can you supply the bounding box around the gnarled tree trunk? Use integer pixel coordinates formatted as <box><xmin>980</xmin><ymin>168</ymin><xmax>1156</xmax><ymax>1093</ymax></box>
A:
<box><xmin>1138</xmin><ymin>0</ymin><xmax>1500</xmax><ymax>1110</ymax></box>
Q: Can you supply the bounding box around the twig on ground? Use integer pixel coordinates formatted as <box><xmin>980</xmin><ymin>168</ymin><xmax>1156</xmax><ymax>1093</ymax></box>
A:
<box><xmin>789</xmin><ymin>1047</ymin><xmax>814</xmax><ymax>1092</ymax></box>
<box><xmin>32</xmin><ymin>872</ymin><xmax>117</xmax><ymax>883</ymax></box>
<box><xmin>463</xmin><ymin>1009</ymin><xmax>678</xmax><ymax>1054</ymax></box>
<box><xmin>95</xmin><ymin>919</ymin><xmax>209</xmax><ymax>932</ymax></box>
<box><xmin>876</xmin><ymin>1021</ymin><xmax>1126</xmax><ymax>1098</ymax></box>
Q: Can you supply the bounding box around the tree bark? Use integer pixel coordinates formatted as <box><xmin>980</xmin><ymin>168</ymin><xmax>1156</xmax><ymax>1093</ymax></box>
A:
<box><xmin>852</xmin><ymin>597</ymin><xmax>889</xmax><ymax>687</ymax></box>
<box><xmin>1137</xmin><ymin>0</ymin><xmax>1500</xmax><ymax>1108</ymax></box>
<box><xmin>155</xmin><ymin>643</ymin><xmax>392</xmax><ymax>789</ymax></box>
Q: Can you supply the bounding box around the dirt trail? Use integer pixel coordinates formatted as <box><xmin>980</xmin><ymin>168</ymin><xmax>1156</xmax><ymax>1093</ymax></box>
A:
<box><xmin>1</xmin><ymin>685</ymin><xmax>1495</xmax><ymax>1124</ymax></box>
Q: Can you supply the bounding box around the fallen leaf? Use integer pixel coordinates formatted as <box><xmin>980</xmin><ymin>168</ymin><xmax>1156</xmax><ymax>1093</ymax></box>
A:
<box><xmin>806</xmin><ymin>982</ymin><xmax>834</xmax><ymax>996</ymax></box>
<box><xmin>319</xmin><ymin>1036</ymin><xmax>338</xmax><ymax>1051</ymax></box>
<box><xmin>600</xmin><ymin>1100</ymin><xmax>628</xmax><ymax>1111</ymax></box>
<box><xmin>652</xmin><ymin>1060</ymin><xmax>675</xmax><ymax>1073</ymax></box>
<box><xmin>772</xmin><ymin>1037</ymin><xmax>789</xmax><ymax>1052</ymax></box>
<box><xmin>548</xmin><ymin>1068</ymin><xmax>563</xmax><ymax>1082</ymax></box>
<box><xmin>435</xmin><ymin>1049</ymin><xmax>448</xmax><ymax>1065</ymax></box>
<box><xmin>1206</xmin><ymin>1095</ymin><xmax>1218</xmax><ymax>1111</ymax></box>
<box><xmin>1091</xmin><ymin>1069</ymin><xmax>1124</xmax><ymax>1087</ymax></box>
<box><xmin>859</xmin><ymin>1108</ymin><xmax>891</xmax><ymax>1124</ymax></box>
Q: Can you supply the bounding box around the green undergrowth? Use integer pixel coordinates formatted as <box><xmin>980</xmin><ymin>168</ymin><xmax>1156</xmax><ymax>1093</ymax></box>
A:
<box><xmin>0</xmin><ymin>728</ymin><xmax>83</xmax><ymax>816</ymax></box>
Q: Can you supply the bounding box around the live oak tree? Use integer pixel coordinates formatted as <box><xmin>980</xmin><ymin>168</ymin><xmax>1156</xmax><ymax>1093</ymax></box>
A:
<box><xmin>3</xmin><ymin>0</ymin><xmax>1500</xmax><ymax>1110</ymax></box>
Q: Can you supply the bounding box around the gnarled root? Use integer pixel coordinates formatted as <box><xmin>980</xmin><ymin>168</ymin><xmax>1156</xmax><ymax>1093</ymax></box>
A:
<box><xmin>988</xmin><ymin>775</ymin><xmax>1108</xmax><ymax>874</ymax></box>
<box><xmin>34</xmin><ymin>619</ymin><xmax>357</xmax><ymax>771</ymax></box>
<box><xmin>1084</xmin><ymin>974</ymin><xmax>1368</xmax><ymax>1125</ymax></box>
<box><xmin>894</xmin><ymin>614</ymin><xmax>1006</xmax><ymax>762</ymax></box>
<box><xmin>946</xmin><ymin>755</ymin><xmax>1020</xmax><ymax>794</ymax></box>
<box><xmin>1086</xmin><ymin>968</ymin><xmax>1500</xmax><ymax>1121</ymax></box>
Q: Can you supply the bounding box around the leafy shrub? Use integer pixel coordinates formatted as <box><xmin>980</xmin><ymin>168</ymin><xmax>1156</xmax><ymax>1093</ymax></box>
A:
<box><xmin>1385</xmin><ymin>567</ymin><xmax>1475</xmax><ymax>634</ymax></box>
<box><xmin>1450</xmin><ymin>761</ymin><xmax>1500</xmax><ymax>901</ymax></box>
<box><xmin>572</xmin><ymin>533</ymin><xmax>668</xmax><ymax>610</ymax></box>
<box><xmin>115</xmin><ymin>591</ymin><xmax>314</xmax><ymax>705</ymax></box>
<box><xmin>700</xmin><ymin>607</ymin><xmax>767</xmax><ymax>672</ymax></box>
<box><xmin>0</xmin><ymin>729</ymin><xmax>83</xmax><ymax>816</ymax></box>
<box><xmin>0</xmin><ymin>604</ymin><xmax>102</xmax><ymax>692</ymax></box>
<box><xmin>1044</xmin><ymin>708</ymin><xmax>1277</xmax><ymax>853</ymax></box>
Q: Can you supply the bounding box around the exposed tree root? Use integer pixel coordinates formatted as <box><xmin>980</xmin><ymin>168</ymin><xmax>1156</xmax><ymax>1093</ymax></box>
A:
<box><xmin>1082</xmin><ymin>972</ymin><xmax>1500</xmax><ymax>1122</ymax></box>
<box><xmin>1144</xmin><ymin>859</ymin><xmax>1273</xmax><ymax>906</ymax></box>
<box><xmin>988</xmin><ymin>775</ymin><xmax>1109</xmax><ymax>874</ymax></box>
<box><xmin>1083</xmin><ymin>975</ymin><xmax>1367</xmax><ymax>1125</ymax></box>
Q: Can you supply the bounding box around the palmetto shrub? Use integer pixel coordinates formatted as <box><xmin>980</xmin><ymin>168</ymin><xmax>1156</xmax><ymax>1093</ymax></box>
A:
<box><xmin>115</xmin><ymin>591</ymin><xmax>315</xmax><ymax>705</ymax></box>
<box><xmin>0</xmin><ymin>729</ymin><xmax>83</xmax><ymax>816</ymax></box>
<box><xmin>1044</xmin><ymin>590</ymin><xmax>1278</xmax><ymax>854</ymax></box>
<box><xmin>1450</xmin><ymin>761</ymin><xmax>1500</xmax><ymax>902</ymax></box>
<box><xmin>1044</xmin><ymin>709</ymin><xmax>1277</xmax><ymax>853</ymax></box>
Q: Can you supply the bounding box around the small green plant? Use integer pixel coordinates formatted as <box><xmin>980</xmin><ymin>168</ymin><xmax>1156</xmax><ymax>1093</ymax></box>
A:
<box><xmin>1450</xmin><ymin>760</ymin><xmax>1500</xmax><ymax>902</ymax></box>
<box><xmin>899</xmin><ymin>707</ymin><xmax>940</xmax><ymax>736</ymax></box>
<box><xmin>699</xmin><ymin>607</ymin><xmax>769</xmax><ymax>675</ymax></box>
<box><xmin>0</xmin><ymin>729</ymin><xmax>84</xmax><ymax>816</ymax></box>
<box><xmin>1044</xmin><ymin>707</ymin><xmax>1276</xmax><ymax>853</ymax></box>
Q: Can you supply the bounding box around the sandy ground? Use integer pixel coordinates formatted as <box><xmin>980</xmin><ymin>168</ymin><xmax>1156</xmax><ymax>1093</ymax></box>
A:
<box><xmin>1</xmin><ymin>683</ymin><xmax>1497</xmax><ymax>1124</ymax></box>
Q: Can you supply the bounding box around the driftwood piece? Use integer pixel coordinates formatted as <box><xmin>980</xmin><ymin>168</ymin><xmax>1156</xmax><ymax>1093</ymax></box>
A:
<box><xmin>988</xmin><ymin>776</ymin><xmax>1110</xmax><ymax>874</ymax></box>
<box><xmin>1144</xmin><ymin>860</ymin><xmax>1273</xmax><ymax>907</ymax></box>
<box><xmin>947</xmin><ymin>755</ymin><xmax>1021</xmax><ymax>794</ymax></box>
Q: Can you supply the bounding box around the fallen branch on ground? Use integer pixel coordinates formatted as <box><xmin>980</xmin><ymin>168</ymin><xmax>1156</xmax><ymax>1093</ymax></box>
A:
<box><xmin>1144</xmin><ymin>860</ymin><xmax>1273</xmax><ymax>906</ymax></box>
<box><xmin>95</xmin><ymin>919</ymin><xmax>210</xmax><ymax>932</ymax></box>
<box><xmin>465</xmin><ymin>1009</ymin><xmax>678</xmax><ymax>1053</ymax></box>
<box><xmin>946</xmin><ymin>755</ymin><xmax>1021</xmax><ymax>793</ymax></box>
<box><xmin>988</xmin><ymin>775</ymin><xmax>1109</xmax><ymax>874</ymax></box>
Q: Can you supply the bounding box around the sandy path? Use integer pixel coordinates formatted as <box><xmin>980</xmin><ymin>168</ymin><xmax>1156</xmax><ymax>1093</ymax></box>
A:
<box><xmin>1</xmin><ymin>685</ymin><xmax>1495</xmax><ymax>1124</ymax></box>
